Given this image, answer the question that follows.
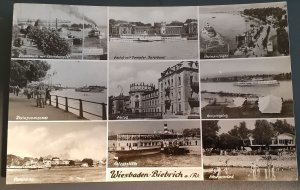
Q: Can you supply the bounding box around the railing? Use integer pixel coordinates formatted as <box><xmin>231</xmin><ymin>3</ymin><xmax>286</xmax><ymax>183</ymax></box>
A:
<box><xmin>49</xmin><ymin>95</ymin><xmax>107</xmax><ymax>120</ymax></box>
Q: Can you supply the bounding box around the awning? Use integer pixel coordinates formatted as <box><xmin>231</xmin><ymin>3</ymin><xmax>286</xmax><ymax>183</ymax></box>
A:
<box><xmin>227</xmin><ymin>97</ymin><xmax>245</xmax><ymax>108</ymax></box>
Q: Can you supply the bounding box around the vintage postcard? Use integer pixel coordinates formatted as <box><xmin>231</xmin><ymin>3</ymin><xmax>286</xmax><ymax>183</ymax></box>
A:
<box><xmin>200</xmin><ymin>56</ymin><xmax>294</xmax><ymax>119</ymax></box>
<box><xmin>109</xmin><ymin>7</ymin><xmax>198</xmax><ymax>60</ymax></box>
<box><xmin>11</xmin><ymin>4</ymin><xmax>107</xmax><ymax>59</ymax></box>
<box><xmin>8</xmin><ymin>60</ymin><xmax>107</xmax><ymax>121</ymax></box>
<box><xmin>199</xmin><ymin>2</ymin><xmax>289</xmax><ymax>59</ymax></box>
<box><xmin>107</xmin><ymin>120</ymin><xmax>203</xmax><ymax>181</ymax></box>
<box><xmin>202</xmin><ymin>118</ymin><xmax>297</xmax><ymax>181</ymax></box>
<box><xmin>109</xmin><ymin>61</ymin><xmax>199</xmax><ymax>120</ymax></box>
<box><xmin>6</xmin><ymin>122</ymin><xmax>107</xmax><ymax>184</ymax></box>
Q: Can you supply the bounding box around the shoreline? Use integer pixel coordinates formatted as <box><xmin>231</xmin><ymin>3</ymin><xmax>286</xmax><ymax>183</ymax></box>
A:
<box><xmin>203</xmin><ymin>155</ymin><xmax>297</xmax><ymax>169</ymax></box>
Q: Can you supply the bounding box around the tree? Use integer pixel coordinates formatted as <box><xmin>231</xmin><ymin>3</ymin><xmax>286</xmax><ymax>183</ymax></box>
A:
<box><xmin>183</xmin><ymin>128</ymin><xmax>200</xmax><ymax>137</ymax></box>
<box><xmin>82</xmin><ymin>158</ymin><xmax>93</xmax><ymax>167</ymax></box>
<box><xmin>69</xmin><ymin>160</ymin><xmax>75</xmax><ymax>166</ymax></box>
<box><xmin>252</xmin><ymin>120</ymin><xmax>274</xmax><ymax>146</ymax></box>
<box><xmin>218</xmin><ymin>133</ymin><xmax>241</xmax><ymax>149</ymax></box>
<box><xmin>10</xmin><ymin>60</ymin><xmax>51</xmax><ymax>88</ymax></box>
<box><xmin>272</xmin><ymin>119</ymin><xmax>295</xmax><ymax>135</ymax></box>
<box><xmin>202</xmin><ymin>120</ymin><xmax>220</xmax><ymax>149</ymax></box>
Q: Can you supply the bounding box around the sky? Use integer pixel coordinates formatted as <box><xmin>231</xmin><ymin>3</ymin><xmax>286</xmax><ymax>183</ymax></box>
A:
<box><xmin>109</xmin><ymin>61</ymin><xmax>179</xmax><ymax>96</ymax></box>
<box><xmin>42</xmin><ymin>60</ymin><xmax>107</xmax><ymax>88</ymax></box>
<box><xmin>200</xmin><ymin>57</ymin><xmax>291</xmax><ymax>78</ymax></box>
<box><xmin>198</xmin><ymin>2</ymin><xmax>287</xmax><ymax>13</ymax></box>
<box><xmin>207</xmin><ymin>118</ymin><xmax>295</xmax><ymax>135</ymax></box>
<box><xmin>13</xmin><ymin>3</ymin><xmax>107</xmax><ymax>26</ymax></box>
<box><xmin>110</xmin><ymin>6</ymin><xmax>197</xmax><ymax>24</ymax></box>
<box><xmin>108</xmin><ymin>120</ymin><xmax>200</xmax><ymax>136</ymax></box>
<box><xmin>7</xmin><ymin>122</ymin><xmax>107</xmax><ymax>160</ymax></box>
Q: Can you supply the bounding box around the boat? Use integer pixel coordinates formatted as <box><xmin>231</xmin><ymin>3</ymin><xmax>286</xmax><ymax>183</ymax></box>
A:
<box><xmin>136</xmin><ymin>35</ymin><xmax>163</xmax><ymax>42</ymax></box>
<box><xmin>88</xmin><ymin>26</ymin><xmax>101</xmax><ymax>37</ymax></box>
<box><xmin>233</xmin><ymin>78</ymin><xmax>280</xmax><ymax>86</ymax></box>
<box><xmin>201</xmin><ymin>22</ymin><xmax>217</xmax><ymax>38</ymax></box>
<box><xmin>75</xmin><ymin>85</ymin><xmax>106</xmax><ymax>93</ymax></box>
<box><xmin>110</xmin><ymin>125</ymin><xmax>201</xmax><ymax>160</ymax></box>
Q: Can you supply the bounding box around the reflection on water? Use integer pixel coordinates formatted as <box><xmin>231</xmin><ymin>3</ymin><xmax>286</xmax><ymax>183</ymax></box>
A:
<box><xmin>6</xmin><ymin>167</ymin><xmax>106</xmax><ymax>184</ymax></box>
<box><xmin>50</xmin><ymin>89</ymin><xmax>107</xmax><ymax>120</ymax></box>
<box><xmin>201</xmin><ymin>81</ymin><xmax>293</xmax><ymax>100</ymax></box>
<box><xmin>204</xmin><ymin>166</ymin><xmax>297</xmax><ymax>181</ymax></box>
<box><xmin>108</xmin><ymin>152</ymin><xmax>201</xmax><ymax>168</ymax></box>
<box><xmin>109</xmin><ymin>40</ymin><xmax>198</xmax><ymax>60</ymax></box>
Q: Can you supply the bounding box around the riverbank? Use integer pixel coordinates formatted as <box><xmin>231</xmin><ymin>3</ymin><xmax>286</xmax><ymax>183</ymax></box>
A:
<box><xmin>203</xmin><ymin>155</ymin><xmax>297</xmax><ymax>169</ymax></box>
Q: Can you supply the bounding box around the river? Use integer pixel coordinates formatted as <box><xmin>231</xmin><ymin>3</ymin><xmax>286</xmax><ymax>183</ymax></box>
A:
<box><xmin>6</xmin><ymin>167</ymin><xmax>106</xmax><ymax>184</ymax></box>
<box><xmin>199</xmin><ymin>13</ymin><xmax>261</xmax><ymax>51</ymax></box>
<box><xmin>201</xmin><ymin>81</ymin><xmax>293</xmax><ymax>100</ymax></box>
<box><xmin>50</xmin><ymin>88</ymin><xmax>107</xmax><ymax>120</ymax></box>
<box><xmin>109</xmin><ymin>40</ymin><xmax>198</xmax><ymax>60</ymax></box>
<box><xmin>108</xmin><ymin>152</ymin><xmax>201</xmax><ymax>168</ymax></box>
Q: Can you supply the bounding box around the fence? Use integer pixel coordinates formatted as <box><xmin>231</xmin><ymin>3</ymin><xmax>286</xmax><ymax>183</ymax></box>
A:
<box><xmin>49</xmin><ymin>95</ymin><xmax>107</xmax><ymax>120</ymax></box>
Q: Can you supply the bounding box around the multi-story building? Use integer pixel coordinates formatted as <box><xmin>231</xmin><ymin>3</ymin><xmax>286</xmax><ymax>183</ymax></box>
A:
<box><xmin>110</xmin><ymin>21</ymin><xmax>198</xmax><ymax>37</ymax></box>
<box><xmin>129</xmin><ymin>83</ymin><xmax>156</xmax><ymax>113</ymax></box>
<box><xmin>159</xmin><ymin>61</ymin><xmax>199</xmax><ymax>116</ymax></box>
<box><xmin>141</xmin><ymin>89</ymin><xmax>160</xmax><ymax>113</ymax></box>
<box><xmin>110</xmin><ymin>61</ymin><xmax>199</xmax><ymax>119</ymax></box>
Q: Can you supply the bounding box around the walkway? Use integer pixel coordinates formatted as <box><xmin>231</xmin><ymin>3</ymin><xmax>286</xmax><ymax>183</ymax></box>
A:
<box><xmin>8</xmin><ymin>94</ymin><xmax>85</xmax><ymax>121</ymax></box>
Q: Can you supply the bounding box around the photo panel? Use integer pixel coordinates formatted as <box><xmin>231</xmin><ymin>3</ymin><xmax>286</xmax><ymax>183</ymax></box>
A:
<box><xmin>109</xmin><ymin>61</ymin><xmax>200</xmax><ymax>120</ymax></box>
<box><xmin>8</xmin><ymin>60</ymin><xmax>107</xmax><ymax>121</ymax></box>
<box><xmin>107</xmin><ymin>120</ymin><xmax>203</xmax><ymax>181</ymax></box>
<box><xmin>6</xmin><ymin>121</ymin><xmax>107</xmax><ymax>184</ymax></box>
<box><xmin>200</xmin><ymin>56</ymin><xmax>294</xmax><ymax>119</ymax></box>
<box><xmin>11</xmin><ymin>4</ymin><xmax>108</xmax><ymax>60</ymax></box>
<box><xmin>109</xmin><ymin>7</ymin><xmax>198</xmax><ymax>60</ymax></box>
<box><xmin>199</xmin><ymin>2</ymin><xmax>290</xmax><ymax>59</ymax></box>
<box><xmin>202</xmin><ymin>118</ymin><xmax>297</xmax><ymax>181</ymax></box>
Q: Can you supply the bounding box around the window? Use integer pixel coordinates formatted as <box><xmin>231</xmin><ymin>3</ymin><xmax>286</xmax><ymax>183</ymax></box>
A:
<box><xmin>178</xmin><ymin>76</ymin><xmax>181</xmax><ymax>85</ymax></box>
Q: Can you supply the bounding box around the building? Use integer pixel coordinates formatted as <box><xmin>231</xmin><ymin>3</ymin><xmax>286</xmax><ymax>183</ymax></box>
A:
<box><xmin>159</xmin><ymin>61</ymin><xmax>199</xmax><ymax>116</ymax></box>
<box><xmin>110</xmin><ymin>61</ymin><xmax>199</xmax><ymax>119</ymax></box>
<box><xmin>247</xmin><ymin>133</ymin><xmax>296</xmax><ymax>149</ymax></box>
<box><xmin>141</xmin><ymin>89</ymin><xmax>160</xmax><ymax>113</ymax></box>
<box><xmin>129</xmin><ymin>83</ymin><xmax>156</xmax><ymax>113</ymax></box>
<box><xmin>110</xmin><ymin>21</ymin><xmax>198</xmax><ymax>37</ymax></box>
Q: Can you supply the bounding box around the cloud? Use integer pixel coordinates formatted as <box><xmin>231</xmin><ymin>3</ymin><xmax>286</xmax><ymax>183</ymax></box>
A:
<box><xmin>8</xmin><ymin>123</ymin><xmax>106</xmax><ymax>160</ymax></box>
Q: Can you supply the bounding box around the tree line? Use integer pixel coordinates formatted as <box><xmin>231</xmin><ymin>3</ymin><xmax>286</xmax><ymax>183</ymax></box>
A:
<box><xmin>202</xmin><ymin>119</ymin><xmax>295</xmax><ymax>150</ymax></box>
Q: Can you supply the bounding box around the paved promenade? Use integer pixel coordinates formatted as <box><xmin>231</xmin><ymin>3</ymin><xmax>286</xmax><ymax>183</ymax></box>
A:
<box><xmin>8</xmin><ymin>94</ymin><xmax>85</xmax><ymax>121</ymax></box>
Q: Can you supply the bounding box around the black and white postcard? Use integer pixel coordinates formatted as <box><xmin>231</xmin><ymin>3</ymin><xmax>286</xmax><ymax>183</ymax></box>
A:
<box><xmin>200</xmin><ymin>57</ymin><xmax>294</xmax><ymax>119</ymax></box>
<box><xmin>109</xmin><ymin>7</ymin><xmax>198</xmax><ymax>60</ymax></box>
<box><xmin>9</xmin><ymin>60</ymin><xmax>107</xmax><ymax>120</ymax></box>
<box><xmin>11</xmin><ymin>4</ymin><xmax>107</xmax><ymax>59</ymax></box>
<box><xmin>199</xmin><ymin>2</ymin><xmax>289</xmax><ymax>59</ymax></box>
<box><xmin>107</xmin><ymin>120</ymin><xmax>202</xmax><ymax>181</ymax></box>
<box><xmin>6</xmin><ymin>122</ymin><xmax>107</xmax><ymax>184</ymax></box>
<box><xmin>202</xmin><ymin>118</ymin><xmax>297</xmax><ymax>181</ymax></box>
<box><xmin>109</xmin><ymin>61</ymin><xmax>199</xmax><ymax>120</ymax></box>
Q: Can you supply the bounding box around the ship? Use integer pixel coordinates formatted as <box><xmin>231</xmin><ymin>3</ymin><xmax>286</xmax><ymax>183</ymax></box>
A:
<box><xmin>109</xmin><ymin>125</ymin><xmax>201</xmax><ymax>160</ymax></box>
<box><xmin>88</xmin><ymin>26</ymin><xmax>101</xmax><ymax>37</ymax></box>
<box><xmin>75</xmin><ymin>85</ymin><xmax>106</xmax><ymax>93</ymax></box>
<box><xmin>201</xmin><ymin>22</ymin><xmax>217</xmax><ymax>39</ymax></box>
<box><xmin>233</xmin><ymin>78</ymin><xmax>280</xmax><ymax>86</ymax></box>
<box><xmin>136</xmin><ymin>35</ymin><xmax>163</xmax><ymax>42</ymax></box>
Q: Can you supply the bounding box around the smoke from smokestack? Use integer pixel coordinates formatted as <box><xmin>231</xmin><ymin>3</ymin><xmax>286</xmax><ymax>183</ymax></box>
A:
<box><xmin>58</xmin><ymin>5</ymin><xmax>97</xmax><ymax>26</ymax></box>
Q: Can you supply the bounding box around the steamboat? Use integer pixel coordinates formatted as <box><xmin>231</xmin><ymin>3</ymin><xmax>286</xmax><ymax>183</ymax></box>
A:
<box><xmin>233</xmin><ymin>78</ymin><xmax>280</xmax><ymax>86</ymax></box>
